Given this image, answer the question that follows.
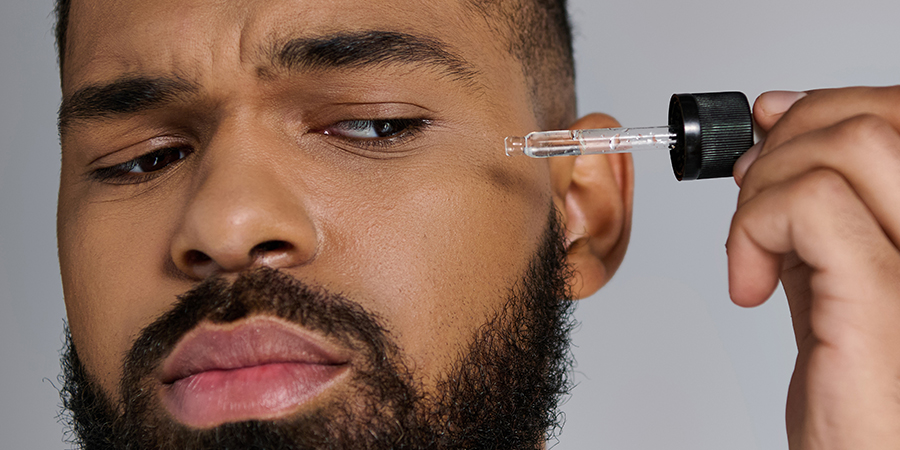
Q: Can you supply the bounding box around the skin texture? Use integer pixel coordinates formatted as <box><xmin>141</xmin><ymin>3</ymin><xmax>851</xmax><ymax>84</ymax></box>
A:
<box><xmin>57</xmin><ymin>0</ymin><xmax>632</xmax><ymax>435</ymax></box>
<box><xmin>730</xmin><ymin>87</ymin><xmax>900</xmax><ymax>449</ymax></box>
<box><xmin>57</xmin><ymin>0</ymin><xmax>900</xmax><ymax>448</ymax></box>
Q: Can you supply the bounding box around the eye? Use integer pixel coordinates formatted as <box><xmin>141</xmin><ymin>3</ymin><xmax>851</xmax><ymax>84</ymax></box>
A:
<box><xmin>128</xmin><ymin>147</ymin><xmax>189</xmax><ymax>173</ymax></box>
<box><xmin>91</xmin><ymin>146</ymin><xmax>192</xmax><ymax>183</ymax></box>
<box><xmin>319</xmin><ymin>119</ymin><xmax>429</xmax><ymax>143</ymax></box>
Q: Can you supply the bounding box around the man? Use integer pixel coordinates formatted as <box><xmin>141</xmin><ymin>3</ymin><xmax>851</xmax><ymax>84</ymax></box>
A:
<box><xmin>53</xmin><ymin>0</ymin><xmax>900</xmax><ymax>449</ymax></box>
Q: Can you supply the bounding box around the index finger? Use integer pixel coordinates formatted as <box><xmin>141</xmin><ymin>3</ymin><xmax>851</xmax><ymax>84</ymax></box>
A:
<box><xmin>758</xmin><ymin>86</ymin><xmax>900</xmax><ymax>157</ymax></box>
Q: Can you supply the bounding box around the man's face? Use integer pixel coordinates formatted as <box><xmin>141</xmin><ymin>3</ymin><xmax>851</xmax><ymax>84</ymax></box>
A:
<box><xmin>57</xmin><ymin>0</ymin><xmax>572</xmax><ymax>446</ymax></box>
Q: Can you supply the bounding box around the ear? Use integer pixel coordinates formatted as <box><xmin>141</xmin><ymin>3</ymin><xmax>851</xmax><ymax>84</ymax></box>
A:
<box><xmin>549</xmin><ymin>113</ymin><xmax>634</xmax><ymax>299</ymax></box>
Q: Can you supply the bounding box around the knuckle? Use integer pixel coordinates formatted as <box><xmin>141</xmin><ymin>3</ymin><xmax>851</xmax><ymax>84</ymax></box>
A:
<box><xmin>737</xmin><ymin>168</ymin><xmax>761</xmax><ymax>205</ymax></box>
<box><xmin>791</xmin><ymin>169</ymin><xmax>851</xmax><ymax>203</ymax></box>
<box><xmin>833</xmin><ymin>114</ymin><xmax>900</xmax><ymax>160</ymax></box>
<box><xmin>838</xmin><ymin>114</ymin><xmax>894</xmax><ymax>142</ymax></box>
<box><xmin>727</xmin><ymin>205</ymin><xmax>754</xmax><ymax>248</ymax></box>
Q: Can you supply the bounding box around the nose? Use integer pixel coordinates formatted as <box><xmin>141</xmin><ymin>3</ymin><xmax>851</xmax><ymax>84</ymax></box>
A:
<box><xmin>170</xmin><ymin>126</ymin><xmax>318</xmax><ymax>280</ymax></box>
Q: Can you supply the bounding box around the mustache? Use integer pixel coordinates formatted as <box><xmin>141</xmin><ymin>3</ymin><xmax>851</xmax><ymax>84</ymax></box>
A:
<box><xmin>61</xmin><ymin>208</ymin><xmax>576</xmax><ymax>449</ymax></box>
<box><xmin>122</xmin><ymin>267</ymin><xmax>397</xmax><ymax>389</ymax></box>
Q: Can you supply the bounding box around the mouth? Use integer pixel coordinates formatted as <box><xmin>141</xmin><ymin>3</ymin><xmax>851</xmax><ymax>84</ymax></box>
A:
<box><xmin>158</xmin><ymin>315</ymin><xmax>350</xmax><ymax>428</ymax></box>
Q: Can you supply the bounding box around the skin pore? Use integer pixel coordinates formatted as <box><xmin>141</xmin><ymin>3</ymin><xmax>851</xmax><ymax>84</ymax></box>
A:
<box><xmin>56</xmin><ymin>0</ymin><xmax>633</xmax><ymax>447</ymax></box>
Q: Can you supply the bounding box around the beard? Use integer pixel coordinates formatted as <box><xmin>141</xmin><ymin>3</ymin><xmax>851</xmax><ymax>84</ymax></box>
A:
<box><xmin>60</xmin><ymin>211</ymin><xmax>576</xmax><ymax>450</ymax></box>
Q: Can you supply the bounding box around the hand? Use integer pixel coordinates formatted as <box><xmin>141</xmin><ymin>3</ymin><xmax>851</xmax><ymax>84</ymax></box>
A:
<box><xmin>727</xmin><ymin>87</ymin><xmax>900</xmax><ymax>450</ymax></box>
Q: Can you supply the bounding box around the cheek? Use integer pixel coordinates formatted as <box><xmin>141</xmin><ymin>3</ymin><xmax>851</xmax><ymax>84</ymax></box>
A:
<box><xmin>58</xmin><ymin>194</ymin><xmax>185</xmax><ymax>398</ymax></box>
<box><xmin>312</xmin><ymin>153</ymin><xmax>551</xmax><ymax>387</ymax></box>
<box><xmin>56</xmin><ymin>136</ymin><xmax>551</xmax><ymax>396</ymax></box>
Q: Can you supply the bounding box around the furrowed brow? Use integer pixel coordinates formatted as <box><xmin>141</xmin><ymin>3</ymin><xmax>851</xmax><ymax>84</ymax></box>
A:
<box><xmin>271</xmin><ymin>31</ymin><xmax>481</xmax><ymax>89</ymax></box>
<box><xmin>59</xmin><ymin>76</ymin><xmax>198</xmax><ymax>133</ymax></box>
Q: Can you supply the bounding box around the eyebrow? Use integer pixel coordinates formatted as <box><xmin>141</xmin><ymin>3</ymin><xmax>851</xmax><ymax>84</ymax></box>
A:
<box><xmin>59</xmin><ymin>31</ymin><xmax>481</xmax><ymax>134</ymax></box>
<box><xmin>59</xmin><ymin>76</ymin><xmax>198</xmax><ymax>132</ymax></box>
<box><xmin>270</xmin><ymin>30</ymin><xmax>481</xmax><ymax>87</ymax></box>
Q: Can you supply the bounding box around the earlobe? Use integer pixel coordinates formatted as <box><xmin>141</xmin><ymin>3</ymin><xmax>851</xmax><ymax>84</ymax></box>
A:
<box><xmin>549</xmin><ymin>113</ymin><xmax>634</xmax><ymax>299</ymax></box>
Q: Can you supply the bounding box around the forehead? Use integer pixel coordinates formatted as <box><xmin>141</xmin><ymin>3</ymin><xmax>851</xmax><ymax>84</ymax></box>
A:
<box><xmin>64</xmin><ymin>0</ymin><xmax>505</xmax><ymax>91</ymax></box>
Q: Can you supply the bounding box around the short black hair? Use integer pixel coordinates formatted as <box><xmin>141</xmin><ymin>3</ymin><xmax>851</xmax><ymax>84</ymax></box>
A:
<box><xmin>53</xmin><ymin>0</ymin><xmax>70</xmax><ymax>75</ymax></box>
<box><xmin>465</xmin><ymin>0</ymin><xmax>576</xmax><ymax>129</ymax></box>
<box><xmin>54</xmin><ymin>0</ymin><xmax>576</xmax><ymax>129</ymax></box>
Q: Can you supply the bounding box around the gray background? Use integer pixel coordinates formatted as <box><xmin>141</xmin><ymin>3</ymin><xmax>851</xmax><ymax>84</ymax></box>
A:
<box><xmin>1</xmin><ymin>0</ymin><xmax>898</xmax><ymax>448</ymax></box>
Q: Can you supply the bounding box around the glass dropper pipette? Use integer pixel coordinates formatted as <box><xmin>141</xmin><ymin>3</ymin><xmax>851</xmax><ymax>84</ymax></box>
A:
<box><xmin>505</xmin><ymin>126</ymin><xmax>675</xmax><ymax>158</ymax></box>
<box><xmin>505</xmin><ymin>92</ymin><xmax>755</xmax><ymax>181</ymax></box>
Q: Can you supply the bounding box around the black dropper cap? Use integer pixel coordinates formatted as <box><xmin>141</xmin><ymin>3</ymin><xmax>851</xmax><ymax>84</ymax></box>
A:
<box><xmin>668</xmin><ymin>92</ymin><xmax>754</xmax><ymax>181</ymax></box>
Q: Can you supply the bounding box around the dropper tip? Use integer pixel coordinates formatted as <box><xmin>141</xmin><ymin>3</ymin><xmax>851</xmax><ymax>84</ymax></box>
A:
<box><xmin>505</xmin><ymin>136</ymin><xmax>526</xmax><ymax>157</ymax></box>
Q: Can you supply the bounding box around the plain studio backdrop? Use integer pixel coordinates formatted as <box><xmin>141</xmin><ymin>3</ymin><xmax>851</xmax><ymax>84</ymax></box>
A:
<box><xmin>2</xmin><ymin>0</ymin><xmax>899</xmax><ymax>448</ymax></box>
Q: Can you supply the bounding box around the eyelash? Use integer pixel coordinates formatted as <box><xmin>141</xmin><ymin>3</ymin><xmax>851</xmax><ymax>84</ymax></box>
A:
<box><xmin>318</xmin><ymin>118</ymin><xmax>432</xmax><ymax>150</ymax></box>
<box><xmin>90</xmin><ymin>146</ymin><xmax>193</xmax><ymax>184</ymax></box>
<box><xmin>89</xmin><ymin>118</ymin><xmax>431</xmax><ymax>184</ymax></box>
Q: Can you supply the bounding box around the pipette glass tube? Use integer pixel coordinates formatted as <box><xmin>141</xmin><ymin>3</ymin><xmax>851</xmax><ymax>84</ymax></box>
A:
<box><xmin>505</xmin><ymin>126</ymin><xmax>676</xmax><ymax>158</ymax></box>
<box><xmin>505</xmin><ymin>92</ymin><xmax>754</xmax><ymax>180</ymax></box>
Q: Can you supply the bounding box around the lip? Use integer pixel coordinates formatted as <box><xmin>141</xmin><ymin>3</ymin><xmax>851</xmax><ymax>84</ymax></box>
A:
<box><xmin>158</xmin><ymin>315</ymin><xmax>350</xmax><ymax>428</ymax></box>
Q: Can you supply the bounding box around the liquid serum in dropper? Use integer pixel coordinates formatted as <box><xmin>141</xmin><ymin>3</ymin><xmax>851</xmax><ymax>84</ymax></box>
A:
<box><xmin>505</xmin><ymin>92</ymin><xmax>755</xmax><ymax>181</ymax></box>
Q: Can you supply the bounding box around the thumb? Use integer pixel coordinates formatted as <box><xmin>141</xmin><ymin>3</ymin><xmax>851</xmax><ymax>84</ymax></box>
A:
<box><xmin>754</xmin><ymin>91</ymin><xmax>807</xmax><ymax>130</ymax></box>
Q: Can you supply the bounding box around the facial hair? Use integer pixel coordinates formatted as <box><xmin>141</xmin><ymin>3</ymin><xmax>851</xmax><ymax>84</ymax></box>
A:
<box><xmin>60</xmin><ymin>211</ymin><xmax>576</xmax><ymax>449</ymax></box>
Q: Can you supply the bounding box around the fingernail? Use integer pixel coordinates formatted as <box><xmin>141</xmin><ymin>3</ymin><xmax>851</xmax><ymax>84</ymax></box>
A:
<box><xmin>733</xmin><ymin>139</ymin><xmax>764</xmax><ymax>186</ymax></box>
<box><xmin>758</xmin><ymin>91</ymin><xmax>807</xmax><ymax>117</ymax></box>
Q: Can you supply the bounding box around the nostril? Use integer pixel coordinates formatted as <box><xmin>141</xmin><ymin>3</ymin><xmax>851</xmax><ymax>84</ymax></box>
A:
<box><xmin>251</xmin><ymin>240</ymin><xmax>293</xmax><ymax>257</ymax></box>
<box><xmin>184</xmin><ymin>250</ymin><xmax>212</xmax><ymax>266</ymax></box>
